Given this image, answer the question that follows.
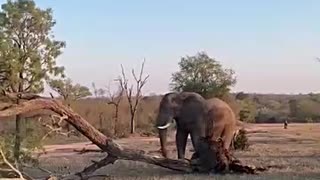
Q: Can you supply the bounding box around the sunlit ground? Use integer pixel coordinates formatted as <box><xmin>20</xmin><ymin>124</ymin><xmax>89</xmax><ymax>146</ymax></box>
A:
<box><xmin>25</xmin><ymin>123</ymin><xmax>320</xmax><ymax>179</ymax></box>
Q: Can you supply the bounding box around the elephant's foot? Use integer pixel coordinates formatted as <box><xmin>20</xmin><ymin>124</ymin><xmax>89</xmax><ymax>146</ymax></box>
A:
<box><xmin>176</xmin><ymin>157</ymin><xmax>190</xmax><ymax>163</ymax></box>
<box><xmin>192</xmin><ymin>152</ymin><xmax>198</xmax><ymax>158</ymax></box>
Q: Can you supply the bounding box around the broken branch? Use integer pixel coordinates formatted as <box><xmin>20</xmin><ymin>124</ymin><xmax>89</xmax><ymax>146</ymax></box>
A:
<box><xmin>0</xmin><ymin>147</ymin><xmax>25</xmax><ymax>180</ymax></box>
<box><xmin>73</xmin><ymin>148</ymin><xmax>104</xmax><ymax>154</ymax></box>
<box><xmin>38</xmin><ymin>115</ymin><xmax>75</xmax><ymax>141</ymax></box>
<box><xmin>74</xmin><ymin>155</ymin><xmax>117</xmax><ymax>179</ymax></box>
<box><xmin>0</xmin><ymin>93</ymin><xmax>193</xmax><ymax>173</ymax></box>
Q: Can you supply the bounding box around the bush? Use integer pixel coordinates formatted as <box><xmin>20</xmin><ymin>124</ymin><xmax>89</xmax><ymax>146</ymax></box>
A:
<box><xmin>0</xmin><ymin>133</ymin><xmax>40</xmax><ymax>167</ymax></box>
<box><xmin>232</xmin><ymin>129</ymin><xmax>249</xmax><ymax>151</ymax></box>
<box><xmin>237</xmin><ymin>99</ymin><xmax>257</xmax><ymax>123</ymax></box>
<box><xmin>0</xmin><ymin>118</ymin><xmax>45</xmax><ymax>170</ymax></box>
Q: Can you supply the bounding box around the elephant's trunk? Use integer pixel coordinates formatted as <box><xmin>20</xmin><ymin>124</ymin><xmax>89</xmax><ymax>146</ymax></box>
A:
<box><xmin>158</xmin><ymin>128</ymin><xmax>168</xmax><ymax>158</ymax></box>
<box><xmin>155</xmin><ymin>110</ymin><xmax>173</xmax><ymax>158</ymax></box>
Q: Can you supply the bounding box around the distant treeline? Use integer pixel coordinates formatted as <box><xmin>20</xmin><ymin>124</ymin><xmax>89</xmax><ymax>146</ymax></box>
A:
<box><xmin>1</xmin><ymin>92</ymin><xmax>319</xmax><ymax>140</ymax></box>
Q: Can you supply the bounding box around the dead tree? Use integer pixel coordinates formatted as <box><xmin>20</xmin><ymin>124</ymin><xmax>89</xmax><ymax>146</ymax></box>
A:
<box><xmin>91</xmin><ymin>82</ymin><xmax>106</xmax><ymax>132</ymax></box>
<box><xmin>106</xmin><ymin>81</ymin><xmax>123</xmax><ymax>136</ymax></box>
<box><xmin>118</xmin><ymin>60</ymin><xmax>149</xmax><ymax>134</ymax></box>
<box><xmin>0</xmin><ymin>92</ymin><xmax>270</xmax><ymax>179</ymax></box>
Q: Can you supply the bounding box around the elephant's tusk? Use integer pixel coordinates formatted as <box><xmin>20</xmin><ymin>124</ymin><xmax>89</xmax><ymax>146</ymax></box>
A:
<box><xmin>157</xmin><ymin>122</ymin><xmax>172</xmax><ymax>129</ymax></box>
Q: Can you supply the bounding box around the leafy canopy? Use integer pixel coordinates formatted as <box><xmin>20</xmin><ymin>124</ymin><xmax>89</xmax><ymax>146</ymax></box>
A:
<box><xmin>48</xmin><ymin>78</ymin><xmax>92</xmax><ymax>101</ymax></box>
<box><xmin>0</xmin><ymin>0</ymin><xmax>65</xmax><ymax>93</ymax></box>
<box><xmin>170</xmin><ymin>51</ymin><xmax>236</xmax><ymax>98</ymax></box>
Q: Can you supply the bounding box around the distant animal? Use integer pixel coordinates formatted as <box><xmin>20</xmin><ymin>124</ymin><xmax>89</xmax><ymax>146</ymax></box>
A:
<box><xmin>155</xmin><ymin>92</ymin><xmax>237</xmax><ymax>160</ymax></box>
<box><xmin>284</xmin><ymin>120</ymin><xmax>288</xmax><ymax>129</ymax></box>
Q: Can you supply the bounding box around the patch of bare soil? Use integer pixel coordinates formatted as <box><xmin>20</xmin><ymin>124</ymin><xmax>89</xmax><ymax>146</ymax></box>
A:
<box><xmin>27</xmin><ymin>123</ymin><xmax>320</xmax><ymax>179</ymax></box>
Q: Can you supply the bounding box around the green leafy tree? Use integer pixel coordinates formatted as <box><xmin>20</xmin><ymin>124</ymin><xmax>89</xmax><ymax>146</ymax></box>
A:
<box><xmin>49</xmin><ymin>78</ymin><xmax>92</xmax><ymax>104</ymax></box>
<box><xmin>0</xmin><ymin>0</ymin><xmax>65</xmax><ymax>164</ymax></box>
<box><xmin>170</xmin><ymin>51</ymin><xmax>236</xmax><ymax>98</ymax></box>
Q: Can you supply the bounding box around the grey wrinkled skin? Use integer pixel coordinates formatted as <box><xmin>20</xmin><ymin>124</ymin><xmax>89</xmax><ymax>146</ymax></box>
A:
<box><xmin>155</xmin><ymin>92</ymin><xmax>237</xmax><ymax>162</ymax></box>
<box><xmin>155</xmin><ymin>92</ymin><xmax>207</xmax><ymax>160</ymax></box>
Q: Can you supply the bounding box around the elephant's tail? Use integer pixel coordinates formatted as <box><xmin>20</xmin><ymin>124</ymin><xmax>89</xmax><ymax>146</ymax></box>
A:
<box><xmin>236</xmin><ymin>120</ymin><xmax>247</xmax><ymax>129</ymax></box>
<box><xmin>236</xmin><ymin>120</ymin><xmax>244</xmax><ymax>127</ymax></box>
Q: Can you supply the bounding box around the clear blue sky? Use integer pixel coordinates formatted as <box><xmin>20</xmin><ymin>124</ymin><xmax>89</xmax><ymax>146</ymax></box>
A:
<box><xmin>7</xmin><ymin>0</ymin><xmax>320</xmax><ymax>95</ymax></box>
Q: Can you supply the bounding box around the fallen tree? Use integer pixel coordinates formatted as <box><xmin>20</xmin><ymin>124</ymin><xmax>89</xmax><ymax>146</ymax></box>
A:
<box><xmin>0</xmin><ymin>92</ymin><xmax>269</xmax><ymax>179</ymax></box>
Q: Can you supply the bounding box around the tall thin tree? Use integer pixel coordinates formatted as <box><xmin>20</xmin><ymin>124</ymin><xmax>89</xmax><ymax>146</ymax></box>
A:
<box><xmin>0</xmin><ymin>0</ymin><xmax>66</xmax><ymax>165</ymax></box>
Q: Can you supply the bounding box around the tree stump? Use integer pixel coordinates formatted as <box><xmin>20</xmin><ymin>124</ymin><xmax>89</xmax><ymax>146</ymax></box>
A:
<box><xmin>190</xmin><ymin>136</ymin><xmax>267</xmax><ymax>174</ymax></box>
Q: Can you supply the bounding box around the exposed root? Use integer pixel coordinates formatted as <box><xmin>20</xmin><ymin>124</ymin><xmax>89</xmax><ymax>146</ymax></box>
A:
<box><xmin>190</xmin><ymin>136</ymin><xmax>269</xmax><ymax>174</ymax></box>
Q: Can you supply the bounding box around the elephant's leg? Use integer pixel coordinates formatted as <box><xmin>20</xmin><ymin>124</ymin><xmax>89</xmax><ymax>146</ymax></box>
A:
<box><xmin>209</xmin><ymin>123</ymin><xmax>224</xmax><ymax>141</ymax></box>
<box><xmin>176</xmin><ymin>128</ymin><xmax>188</xmax><ymax>159</ymax></box>
<box><xmin>221</xmin><ymin>126</ymin><xmax>235</xmax><ymax>151</ymax></box>
<box><xmin>190</xmin><ymin>130</ymin><xmax>201</xmax><ymax>159</ymax></box>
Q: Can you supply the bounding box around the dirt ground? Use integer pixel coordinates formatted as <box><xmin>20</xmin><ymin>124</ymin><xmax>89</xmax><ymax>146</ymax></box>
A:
<box><xmin>25</xmin><ymin>123</ymin><xmax>320</xmax><ymax>179</ymax></box>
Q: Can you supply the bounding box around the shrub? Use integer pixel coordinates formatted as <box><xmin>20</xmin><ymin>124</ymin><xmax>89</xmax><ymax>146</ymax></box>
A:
<box><xmin>0</xmin><ymin>133</ymin><xmax>40</xmax><ymax>167</ymax></box>
<box><xmin>232</xmin><ymin>129</ymin><xmax>249</xmax><ymax>151</ymax></box>
<box><xmin>238</xmin><ymin>99</ymin><xmax>257</xmax><ymax>123</ymax></box>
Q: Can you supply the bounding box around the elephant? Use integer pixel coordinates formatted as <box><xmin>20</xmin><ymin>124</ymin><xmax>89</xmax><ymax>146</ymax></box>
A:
<box><xmin>155</xmin><ymin>92</ymin><xmax>237</xmax><ymax>161</ymax></box>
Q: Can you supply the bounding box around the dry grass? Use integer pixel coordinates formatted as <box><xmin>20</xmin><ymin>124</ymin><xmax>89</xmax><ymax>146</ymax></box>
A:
<box><xmin>0</xmin><ymin>96</ymin><xmax>162</xmax><ymax>143</ymax></box>
<box><xmin>1</xmin><ymin>95</ymin><xmax>320</xmax><ymax>179</ymax></box>
<box><xmin>22</xmin><ymin>123</ymin><xmax>320</xmax><ymax>179</ymax></box>
<box><xmin>66</xmin><ymin>96</ymin><xmax>161</xmax><ymax>138</ymax></box>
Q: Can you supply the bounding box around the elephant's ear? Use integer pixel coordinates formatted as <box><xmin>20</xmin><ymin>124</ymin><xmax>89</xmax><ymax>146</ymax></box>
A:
<box><xmin>171</xmin><ymin>94</ymin><xmax>183</xmax><ymax>107</ymax></box>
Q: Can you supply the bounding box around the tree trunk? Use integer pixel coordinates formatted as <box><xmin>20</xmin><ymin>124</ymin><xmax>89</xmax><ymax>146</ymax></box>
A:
<box><xmin>130</xmin><ymin>115</ymin><xmax>135</xmax><ymax>134</ymax></box>
<box><xmin>14</xmin><ymin>114</ymin><xmax>22</xmax><ymax>166</ymax></box>
<box><xmin>66</xmin><ymin>103</ymin><xmax>71</xmax><ymax>134</ymax></box>
<box><xmin>13</xmin><ymin>96</ymin><xmax>23</xmax><ymax>168</ymax></box>
<box><xmin>99</xmin><ymin>113</ymin><xmax>103</xmax><ymax>130</ymax></box>
<box><xmin>114</xmin><ymin>106</ymin><xmax>119</xmax><ymax>136</ymax></box>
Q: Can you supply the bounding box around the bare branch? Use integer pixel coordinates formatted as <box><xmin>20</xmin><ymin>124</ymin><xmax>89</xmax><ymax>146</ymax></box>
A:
<box><xmin>73</xmin><ymin>155</ymin><xmax>117</xmax><ymax>179</ymax></box>
<box><xmin>118</xmin><ymin>60</ymin><xmax>149</xmax><ymax>133</ymax></box>
<box><xmin>105</xmin><ymin>80</ymin><xmax>124</xmax><ymax>135</ymax></box>
<box><xmin>38</xmin><ymin>115</ymin><xmax>75</xmax><ymax>141</ymax></box>
<box><xmin>1</xmin><ymin>90</ymin><xmax>41</xmax><ymax>101</ymax></box>
<box><xmin>0</xmin><ymin>147</ymin><xmax>25</xmax><ymax>180</ymax></box>
<box><xmin>73</xmin><ymin>148</ymin><xmax>104</xmax><ymax>154</ymax></box>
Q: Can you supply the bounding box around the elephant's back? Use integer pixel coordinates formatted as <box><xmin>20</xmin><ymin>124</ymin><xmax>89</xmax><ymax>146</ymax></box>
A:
<box><xmin>206</xmin><ymin>98</ymin><xmax>236</xmax><ymax>124</ymax></box>
<box><xmin>206</xmin><ymin>98</ymin><xmax>231</xmax><ymax>111</ymax></box>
